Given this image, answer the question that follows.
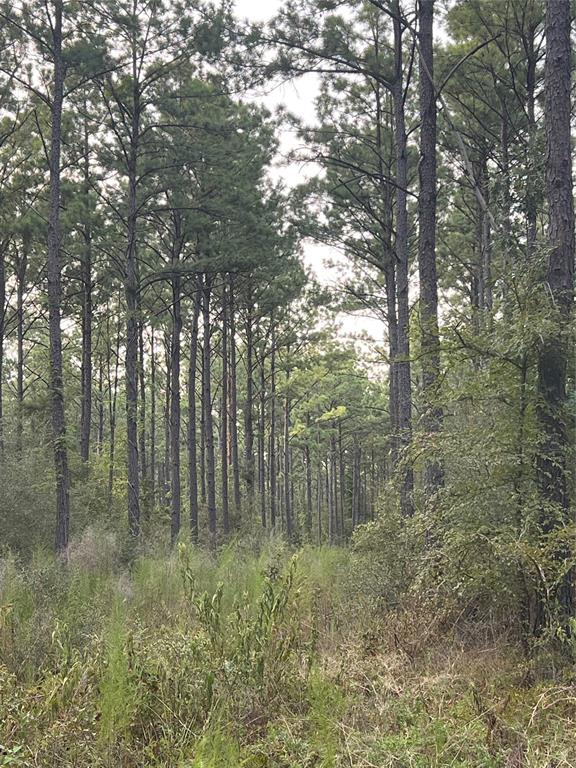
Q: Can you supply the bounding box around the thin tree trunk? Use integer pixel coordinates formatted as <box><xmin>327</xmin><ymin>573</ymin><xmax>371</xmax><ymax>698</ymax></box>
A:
<box><xmin>331</xmin><ymin>436</ymin><xmax>338</xmax><ymax>540</ymax></box>
<box><xmin>316</xmin><ymin>455</ymin><xmax>323</xmax><ymax>545</ymax></box>
<box><xmin>97</xmin><ymin>355</ymin><xmax>104</xmax><ymax>451</ymax></box>
<box><xmin>138</xmin><ymin>319</ymin><xmax>147</xmax><ymax>483</ymax></box>
<box><xmin>79</xmin><ymin>247</ymin><xmax>92</xmax><ymax>463</ymax></box>
<box><xmin>48</xmin><ymin>0</ymin><xmax>71</xmax><ymax>552</ymax></box>
<box><xmin>258</xmin><ymin>349</ymin><xmax>266</xmax><ymax>527</ymax></box>
<box><xmin>418</xmin><ymin>0</ymin><xmax>443</xmax><ymax>494</ymax></box>
<box><xmin>228</xmin><ymin>277</ymin><xmax>241</xmax><ymax>512</ymax></box>
<box><xmin>375</xmin><ymin>79</ymin><xmax>399</xmax><ymax>463</ymax></box>
<box><xmin>393</xmin><ymin>4</ymin><xmax>414</xmax><ymax>517</ymax></box>
<box><xmin>200</xmin><ymin>341</ymin><xmax>206</xmax><ymax>505</ymax></box>
<box><xmin>107</xmin><ymin>315</ymin><xmax>121</xmax><ymax>499</ymax></box>
<box><xmin>500</xmin><ymin>97</ymin><xmax>514</xmax><ymax>289</ymax></box>
<box><xmin>283</xmin><ymin>380</ymin><xmax>292</xmax><ymax>539</ymax></box>
<box><xmin>370</xmin><ymin>449</ymin><xmax>376</xmax><ymax>521</ymax></box>
<box><xmin>480</xmin><ymin>159</ymin><xmax>492</xmax><ymax>313</ymax></box>
<box><xmin>220</xmin><ymin>282</ymin><xmax>230</xmax><ymax>535</ymax></box>
<box><xmin>384</xmin><ymin>250</ymin><xmax>399</xmax><ymax>459</ymax></box>
<box><xmin>276</xmin><ymin>434</ymin><xmax>282</xmax><ymax>524</ymax></box>
<box><xmin>351</xmin><ymin>444</ymin><xmax>358</xmax><ymax>530</ymax></box>
<box><xmin>525</xmin><ymin>26</ymin><xmax>538</xmax><ymax>255</ymax></box>
<box><xmin>290</xmin><ymin>446</ymin><xmax>296</xmax><ymax>534</ymax></box>
<box><xmin>244</xmin><ymin>303</ymin><xmax>255</xmax><ymax>507</ymax></box>
<box><xmin>269</xmin><ymin>320</ymin><xmax>277</xmax><ymax>528</ymax></box>
<box><xmin>470</xmin><ymin>235</ymin><xmax>481</xmax><ymax>338</ymax></box>
<box><xmin>337</xmin><ymin>420</ymin><xmax>345</xmax><ymax>537</ymax></box>
<box><xmin>202</xmin><ymin>277</ymin><xmax>217</xmax><ymax>536</ymax></box>
<box><xmin>80</xmin><ymin>115</ymin><xmax>92</xmax><ymax>463</ymax></box>
<box><xmin>125</xmin><ymin>52</ymin><xmax>141</xmax><ymax>537</ymax></box>
<box><xmin>327</xmin><ymin>454</ymin><xmax>334</xmax><ymax>544</ymax></box>
<box><xmin>0</xmin><ymin>240</ymin><xmax>5</xmax><ymax>459</ymax></box>
<box><xmin>163</xmin><ymin>334</ymin><xmax>171</xmax><ymax>509</ymax></box>
<box><xmin>150</xmin><ymin>329</ymin><xmax>156</xmax><ymax>501</ymax></box>
<box><xmin>170</xmin><ymin>245</ymin><xmax>182</xmax><ymax>544</ymax></box>
<box><xmin>16</xmin><ymin>238</ymin><xmax>28</xmax><ymax>455</ymax></box>
<box><xmin>304</xmin><ymin>416</ymin><xmax>313</xmax><ymax>538</ymax></box>
<box><xmin>188</xmin><ymin>287</ymin><xmax>200</xmax><ymax>542</ymax></box>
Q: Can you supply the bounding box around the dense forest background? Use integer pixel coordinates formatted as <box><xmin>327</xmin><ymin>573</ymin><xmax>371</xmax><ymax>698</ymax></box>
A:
<box><xmin>0</xmin><ymin>0</ymin><xmax>575</xmax><ymax>765</ymax></box>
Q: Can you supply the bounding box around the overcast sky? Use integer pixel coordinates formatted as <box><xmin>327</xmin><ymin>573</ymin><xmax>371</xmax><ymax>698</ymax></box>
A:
<box><xmin>233</xmin><ymin>0</ymin><xmax>384</xmax><ymax>347</ymax></box>
<box><xmin>235</xmin><ymin>0</ymin><xmax>280</xmax><ymax>22</ymax></box>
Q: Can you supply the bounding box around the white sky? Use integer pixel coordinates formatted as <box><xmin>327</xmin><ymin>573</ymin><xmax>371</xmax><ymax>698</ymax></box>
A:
<box><xmin>235</xmin><ymin>0</ymin><xmax>278</xmax><ymax>21</ymax></box>
<box><xmin>234</xmin><ymin>0</ymin><xmax>384</xmax><ymax>347</ymax></box>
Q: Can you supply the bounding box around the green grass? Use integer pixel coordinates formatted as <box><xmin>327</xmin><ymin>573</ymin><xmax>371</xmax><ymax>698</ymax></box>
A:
<box><xmin>1</xmin><ymin>532</ymin><xmax>575</xmax><ymax>766</ymax></box>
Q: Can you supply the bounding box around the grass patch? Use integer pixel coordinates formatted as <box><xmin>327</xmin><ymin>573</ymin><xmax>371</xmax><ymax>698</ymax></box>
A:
<box><xmin>1</xmin><ymin>535</ymin><xmax>575</xmax><ymax>766</ymax></box>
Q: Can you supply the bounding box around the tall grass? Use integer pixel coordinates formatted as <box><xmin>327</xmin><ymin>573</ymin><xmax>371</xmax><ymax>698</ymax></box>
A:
<box><xmin>1</xmin><ymin>528</ymin><xmax>575</xmax><ymax>766</ymax></box>
<box><xmin>98</xmin><ymin>601</ymin><xmax>139</xmax><ymax>745</ymax></box>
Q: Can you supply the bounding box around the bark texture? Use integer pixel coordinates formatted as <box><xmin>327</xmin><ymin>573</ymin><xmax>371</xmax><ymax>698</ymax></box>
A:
<box><xmin>48</xmin><ymin>0</ymin><xmax>71</xmax><ymax>553</ymax></box>
<box><xmin>392</xmin><ymin>4</ymin><xmax>414</xmax><ymax>517</ymax></box>
<box><xmin>188</xmin><ymin>288</ymin><xmax>200</xmax><ymax>542</ymax></box>
<box><xmin>418</xmin><ymin>0</ymin><xmax>443</xmax><ymax>494</ymax></box>
<box><xmin>125</xmin><ymin>61</ymin><xmax>141</xmax><ymax>537</ymax></box>
<box><xmin>537</xmin><ymin>0</ymin><xmax>574</xmax><ymax>623</ymax></box>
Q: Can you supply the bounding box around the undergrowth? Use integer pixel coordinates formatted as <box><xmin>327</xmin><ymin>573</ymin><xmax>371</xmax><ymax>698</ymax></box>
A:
<box><xmin>0</xmin><ymin>527</ymin><xmax>575</xmax><ymax>766</ymax></box>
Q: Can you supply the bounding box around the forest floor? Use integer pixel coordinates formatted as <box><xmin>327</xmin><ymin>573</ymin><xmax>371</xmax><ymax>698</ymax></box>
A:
<box><xmin>0</xmin><ymin>530</ymin><xmax>575</xmax><ymax>767</ymax></box>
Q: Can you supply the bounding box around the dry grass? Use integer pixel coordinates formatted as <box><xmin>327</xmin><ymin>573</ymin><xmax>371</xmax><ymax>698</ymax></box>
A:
<box><xmin>316</xmin><ymin>607</ymin><xmax>576</xmax><ymax>767</ymax></box>
<box><xmin>1</xmin><ymin>539</ymin><xmax>576</xmax><ymax>766</ymax></box>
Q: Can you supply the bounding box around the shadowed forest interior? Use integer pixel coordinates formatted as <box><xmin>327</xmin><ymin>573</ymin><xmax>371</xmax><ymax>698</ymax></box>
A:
<box><xmin>0</xmin><ymin>0</ymin><xmax>575</xmax><ymax>765</ymax></box>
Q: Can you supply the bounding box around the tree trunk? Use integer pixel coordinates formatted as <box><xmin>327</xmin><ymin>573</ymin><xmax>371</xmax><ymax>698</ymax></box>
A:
<box><xmin>170</xmin><ymin>247</ymin><xmax>182</xmax><ymax>544</ymax></box>
<box><xmin>150</xmin><ymin>329</ymin><xmax>156</xmax><ymax>501</ymax></box>
<box><xmin>16</xmin><ymin>238</ymin><xmax>28</xmax><ymax>454</ymax></box>
<box><xmin>244</xmin><ymin>303</ymin><xmax>255</xmax><ymax>507</ymax></box>
<box><xmin>48</xmin><ymin>0</ymin><xmax>71</xmax><ymax>553</ymax></box>
<box><xmin>188</xmin><ymin>286</ymin><xmax>200</xmax><ymax>542</ymax></box>
<box><xmin>393</xmin><ymin>4</ymin><xmax>414</xmax><ymax>517</ymax></box>
<box><xmin>258</xmin><ymin>349</ymin><xmax>266</xmax><ymax>526</ymax></box>
<box><xmin>283</xmin><ymin>379</ymin><xmax>292</xmax><ymax>539</ymax></box>
<box><xmin>331</xmin><ymin>436</ymin><xmax>338</xmax><ymax>540</ymax></box>
<box><xmin>338</xmin><ymin>421</ymin><xmax>345</xmax><ymax>538</ymax></box>
<box><xmin>220</xmin><ymin>282</ymin><xmax>230</xmax><ymax>535</ymax></box>
<box><xmin>138</xmin><ymin>319</ymin><xmax>147</xmax><ymax>483</ymax></box>
<box><xmin>0</xmin><ymin>240</ymin><xmax>5</xmax><ymax>460</ymax></box>
<box><xmin>316</xmin><ymin>454</ymin><xmax>323</xmax><ymax>545</ymax></box>
<box><xmin>80</xmin><ymin>116</ymin><xmax>92</xmax><ymax>463</ymax></box>
<box><xmin>200</xmin><ymin>340</ymin><xmax>206</xmax><ymax>505</ymax></box>
<box><xmin>480</xmin><ymin>159</ymin><xmax>492</xmax><ymax>314</ymax></box>
<box><xmin>417</xmin><ymin>0</ymin><xmax>443</xmax><ymax>494</ymax></box>
<box><xmin>228</xmin><ymin>277</ymin><xmax>242</xmax><ymax>513</ymax></box>
<box><xmin>537</xmin><ymin>0</ymin><xmax>574</xmax><ymax>625</ymax></box>
<box><xmin>499</xmin><ymin>96</ymin><xmax>513</xmax><ymax>284</ymax></box>
<box><xmin>304</xmin><ymin>415</ymin><xmax>313</xmax><ymax>537</ymax></box>
<box><xmin>125</xmin><ymin>57</ymin><xmax>141</xmax><ymax>537</ymax></box>
<box><xmin>269</xmin><ymin>320</ymin><xmax>277</xmax><ymax>528</ymax></box>
<box><xmin>327</xmin><ymin>453</ymin><xmax>334</xmax><ymax>544</ymax></box>
<box><xmin>97</xmin><ymin>355</ymin><xmax>104</xmax><ymax>451</ymax></box>
<box><xmin>107</xmin><ymin>314</ymin><xmax>121</xmax><ymax>500</ymax></box>
<box><xmin>163</xmin><ymin>334</ymin><xmax>171</xmax><ymax>509</ymax></box>
<box><xmin>384</xmin><ymin>250</ymin><xmax>399</xmax><ymax>459</ymax></box>
<box><xmin>351</xmin><ymin>444</ymin><xmax>359</xmax><ymax>529</ymax></box>
<box><xmin>370</xmin><ymin>449</ymin><xmax>376</xmax><ymax>521</ymax></box>
<box><xmin>525</xmin><ymin>25</ymin><xmax>538</xmax><ymax>255</ymax></box>
<box><xmin>202</xmin><ymin>277</ymin><xmax>217</xmax><ymax>536</ymax></box>
<box><xmin>375</xmin><ymin>78</ymin><xmax>399</xmax><ymax>464</ymax></box>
